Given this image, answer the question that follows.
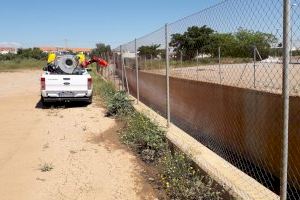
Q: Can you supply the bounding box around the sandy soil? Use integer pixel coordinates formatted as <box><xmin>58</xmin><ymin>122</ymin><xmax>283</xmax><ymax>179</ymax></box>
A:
<box><xmin>0</xmin><ymin>70</ymin><xmax>157</xmax><ymax>200</ymax></box>
<box><xmin>147</xmin><ymin>62</ymin><xmax>300</xmax><ymax>96</ymax></box>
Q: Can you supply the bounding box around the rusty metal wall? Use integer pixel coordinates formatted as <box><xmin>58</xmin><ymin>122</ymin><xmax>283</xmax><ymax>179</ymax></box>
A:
<box><xmin>116</xmin><ymin>67</ymin><xmax>167</xmax><ymax>117</ymax></box>
<box><xmin>120</xmin><ymin>67</ymin><xmax>300</xmax><ymax>194</ymax></box>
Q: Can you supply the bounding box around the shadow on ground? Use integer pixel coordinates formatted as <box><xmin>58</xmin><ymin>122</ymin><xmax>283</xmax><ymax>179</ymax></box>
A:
<box><xmin>35</xmin><ymin>99</ymin><xmax>89</xmax><ymax>109</ymax></box>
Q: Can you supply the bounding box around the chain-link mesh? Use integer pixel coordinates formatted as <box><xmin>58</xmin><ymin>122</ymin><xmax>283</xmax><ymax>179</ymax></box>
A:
<box><xmin>112</xmin><ymin>0</ymin><xmax>300</xmax><ymax>199</ymax></box>
<box><xmin>166</xmin><ymin>1</ymin><xmax>284</xmax><ymax>199</ymax></box>
<box><xmin>113</xmin><ymin>27</ymin><xmax>168</xmax><ymax>118</ymax></box>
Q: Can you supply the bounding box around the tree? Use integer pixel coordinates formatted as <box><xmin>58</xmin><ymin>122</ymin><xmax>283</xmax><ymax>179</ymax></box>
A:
<box><xmin>31</xmin><ymin>48</ymin><xmax>46</xmax><ymax>59</ymax></box>
<box><xmin>91</xmin><ymin>43</ymin><xmax>111</xmax><ymax>57</ymax></box>
<box><xmin>170</xmin><ymin>25</ymin><xmax>277</xmax><ymax>60</ymax></box>
<box><xmin>138</xmin><ymin>44</ymin><xmax>161</xmax><ymax>59</ymax></box>
<box><xmin>16</xmin><ymin>48</ymin><xmax>46</xmax><ymax>60</ymax></box>
<box><xmin>209</xmin><ymin>33</ymin><xmax>237</xmax><ymax>57</ymax></box>
<box><xmin>169</xmin><ymin>25</ymin><xmax>214</xmax><ymax>60</ymax></box>
<box><xmin>234</xmin><ymin>28</ymin><xmax>277</xmax><ymax>59</ymax></box>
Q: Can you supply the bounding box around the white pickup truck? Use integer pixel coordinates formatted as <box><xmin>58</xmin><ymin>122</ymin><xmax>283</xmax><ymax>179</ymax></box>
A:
<box><xmin>40</xmin><ymin>70</ymin><xmax>93</xmax><ymax>105</ymax></box>
<box><xmin>40</xmin><ymin>55</ymin><xmax>93</xmax><ymax>105</ymax></box>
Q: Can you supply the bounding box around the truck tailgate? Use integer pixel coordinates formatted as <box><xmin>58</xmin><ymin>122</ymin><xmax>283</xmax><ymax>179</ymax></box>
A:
<box><xmin>45</xmin><ymin>75</ymin><xmax>88</xmax><ymax>91</ymax></box>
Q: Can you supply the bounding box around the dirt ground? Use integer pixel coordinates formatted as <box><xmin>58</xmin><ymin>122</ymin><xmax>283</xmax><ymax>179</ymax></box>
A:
<box><xmin>147</xmin><ymin>62</ymin><xmax>300</xmax><ymax>96</ymax></box>
<box><xmin>0</xmin><ymin>70</ymin><xmax>158</xmax><ymax>200</ymax></box>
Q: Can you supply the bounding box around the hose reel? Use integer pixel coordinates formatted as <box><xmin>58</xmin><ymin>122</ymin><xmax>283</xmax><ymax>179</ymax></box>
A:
<box><xmin>54</xmin><ymin>55</ymin><xmax>79</xmax><ymax>74</ymax></box>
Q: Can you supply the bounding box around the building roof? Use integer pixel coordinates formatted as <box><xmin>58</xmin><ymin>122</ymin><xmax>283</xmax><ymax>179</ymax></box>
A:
<box><xmin>39</xmin><ymin>46</ymin><xmax>92</xmax><ymax>53</ymax></box>
<box><xmin>0</xmin><ymin>47</ymin><xmax>16</xmax><ymax>51</ymax></box>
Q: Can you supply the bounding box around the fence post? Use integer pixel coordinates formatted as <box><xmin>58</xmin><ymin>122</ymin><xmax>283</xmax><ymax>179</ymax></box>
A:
<box><xmin>196</xmin><ymin>49</ymin><xmax>199</xmax><ymax>81</ymax></box>
<box><xmin>123</xmin><ymin>51</ymin><xmax>130</xmax><ymax>95</ymax></box>
<box><xmin>112</xmin><ymin>52</ymin><xmax>116</xmax><ymax>86</ymax></box>
<box><xmin>218</xmin><ymin>46</ymin><xmax>222</xmax><ymax>84</ymax></box>
<box><xmin>105</xmin><ymin>64</ymin><xmax>107</xmax><ymax>79</ymax></box>
<box><xmin>253</xmin><ymin>46</ymin><xmax>256</xmax><ymax>88</ymax></box>
<box><xmin>107</xmin><ymin>52</ymin><xmax>110</xmax><ymax>63</ymax></box>
<box><xmin>124</xmin><ymin>64</ymin><xmax>130</xmax><ymax>95</ymax></box>
<box><xmin>165</xmin><ymin>23</ymin><xmax>170</xmax><ymax>127</ymax></box>
<box><xmin>120</xmin><ymin>45</ymin><xmax>125</xmax><ymax>90</ymax></box>
<box><xmin>180</xmin><ymin>50</ymin><xmax>183</xmax><ymax>68</ymax></box>
<box><xmin>135</xmin><ymin>38</ymin><xmax>140</xmax><ymax>104</ymax></box>
<box><xmin>280</xmin><ymin>0</ymin><xmax>291</xmax><ymax>199</ymax></box>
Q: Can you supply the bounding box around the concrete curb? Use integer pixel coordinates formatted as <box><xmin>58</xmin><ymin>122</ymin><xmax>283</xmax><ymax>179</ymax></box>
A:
<box><xmin>131</xmin><ymin>97</ymin><xmax>279</xmax><ymax>200</ymax></box>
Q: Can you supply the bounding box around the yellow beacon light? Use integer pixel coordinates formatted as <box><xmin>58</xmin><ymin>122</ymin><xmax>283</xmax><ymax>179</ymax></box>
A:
<box><xmin>76</xmin><ymin>52</ymin><xmax>86</xmax><ymax>64</ymax></box>
<box><xmin>47</xmin><ymin>53</ymin><xmax>56</xmax><ymax>63</ymax></box>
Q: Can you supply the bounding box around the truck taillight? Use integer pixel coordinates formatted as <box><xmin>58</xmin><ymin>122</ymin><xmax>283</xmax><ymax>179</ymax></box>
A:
<box><xmin>41</xmin><ymin>77</ymin><xmax>45</xmax><ymax>90</ymax></box>
<box><xmin>88</xmin><ymin>77</ymin><xmax>92</xmax><ymax>90</ymax></box>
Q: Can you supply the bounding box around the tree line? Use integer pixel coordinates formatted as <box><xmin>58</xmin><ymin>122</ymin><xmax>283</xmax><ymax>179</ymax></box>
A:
<box><xmin>0</xmin><ymin>48</ymin><xmax>47</xmax><ymax>61</ymax></box>
<box><xmin>137</xmin><ymin>25</ymin><xmax>278</xmax><ymax>60</ymax></box>
<box><xmin>0</xmin><ymin>43</ymin><xmax>113</xmax><ymax>61</ymax></box>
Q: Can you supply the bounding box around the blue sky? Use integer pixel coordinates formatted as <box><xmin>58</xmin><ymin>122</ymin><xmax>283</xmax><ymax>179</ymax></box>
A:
<box><xmin>0</xmin><ymin>0</ymin><xmax>221</xmax><ymax>48</ymax></box>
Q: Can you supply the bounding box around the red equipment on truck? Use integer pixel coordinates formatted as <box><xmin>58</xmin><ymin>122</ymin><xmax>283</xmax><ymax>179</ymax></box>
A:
<box><xmin>81</xmin><ymin>56</ymin><xmax>108</xmax><ymax>68</ymax></box>
<box><xmin>45</xmin><ymin>53</ymin><xmax>108</xmax><ymax>75</ymax></box>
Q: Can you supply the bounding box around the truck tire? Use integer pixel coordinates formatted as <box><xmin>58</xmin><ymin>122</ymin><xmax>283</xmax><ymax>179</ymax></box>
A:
<box><xmin>41</xmin><ymin>96</ymin><xmax>50</xmax><ymax>107</ymax></box>
<box><xmin>87</xmin><ymin>96</ymin><xmax>93</xmax><ymax>104</ymax></box>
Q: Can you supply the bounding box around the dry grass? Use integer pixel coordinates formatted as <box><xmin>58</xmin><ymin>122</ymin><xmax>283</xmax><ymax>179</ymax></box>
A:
<box><xmin>39</xmin><ymin>162</ymin><xmax>54</xmax><ymax>172</ymax></box>
<box><xmin>0</xmin><ymin>59</ymin><xmax>45</xmax><ymax>72</ymax></box>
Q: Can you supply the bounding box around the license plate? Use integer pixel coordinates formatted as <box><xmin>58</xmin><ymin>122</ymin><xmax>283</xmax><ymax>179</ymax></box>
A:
<box><xmin>59</xmin><ymin>91</ymin><xmax>74</xmax><ymax>97</ymax></box>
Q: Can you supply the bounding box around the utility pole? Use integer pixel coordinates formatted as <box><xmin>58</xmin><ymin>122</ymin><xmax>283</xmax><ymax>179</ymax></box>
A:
<box><xmin>64</xmin><ymin>38</ymin><xmax>68</xmax><ymax>50</ymax></box>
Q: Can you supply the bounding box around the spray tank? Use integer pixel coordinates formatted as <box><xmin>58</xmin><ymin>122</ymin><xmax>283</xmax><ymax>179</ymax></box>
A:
<box><xmin>45</xmin><ymin>53</ymin><xmax>108</xmax><ymax>75</ymax></box>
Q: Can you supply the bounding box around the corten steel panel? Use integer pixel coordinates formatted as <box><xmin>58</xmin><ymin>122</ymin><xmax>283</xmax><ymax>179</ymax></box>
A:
<box><xmin>121</xmin><ymin>68</ymin><xmax>167</xmax><ymax>118</ymax></box>
<box><xmin>123</xmin><ymin>68</ymin><xmax>137</xmax><ymax>100</ymax></box>
<box><xmin>121</xmin><ymin>68</ymin><xmax>300</xmax><ymax>189</ymax></box>
<box><xmin>169</xmin><ymin>78</ymin><xmax>281</xmax><ymax>175</ymax></box>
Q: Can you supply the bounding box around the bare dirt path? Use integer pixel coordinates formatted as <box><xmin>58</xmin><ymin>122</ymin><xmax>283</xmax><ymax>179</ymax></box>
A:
<box><xmin>0</xmin><ymin>70</ymin><xmax>157</xmax><ymax>200</ymax></box>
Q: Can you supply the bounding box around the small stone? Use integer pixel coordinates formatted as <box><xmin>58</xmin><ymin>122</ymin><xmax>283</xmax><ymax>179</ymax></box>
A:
<box><xmin>148</xmin><ymin>177</ymin><xmax>155</xmax><ymax>182</ymax></box>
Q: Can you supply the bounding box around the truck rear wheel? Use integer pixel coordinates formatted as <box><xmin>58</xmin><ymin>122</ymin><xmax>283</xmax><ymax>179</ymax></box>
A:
<box><xmin>87</xmin><ymin>96</ymin><xmax>93</xmax><ymax>104</ymax></box>
<box><xmin>41</xmin><ymin>96</ymin><xmax>50</xmax><ymax>107</ymax></box>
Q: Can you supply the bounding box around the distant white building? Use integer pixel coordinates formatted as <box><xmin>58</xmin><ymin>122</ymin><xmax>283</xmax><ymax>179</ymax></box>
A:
<box><xmin>0</xmin><ymin>47</ymin><xmax>17</xmax><ymax>54</ymax></box>
<box><xmin>122</xmin><ymin>51</ymin><xmax>135</xmax><ymax>58</ymax></box>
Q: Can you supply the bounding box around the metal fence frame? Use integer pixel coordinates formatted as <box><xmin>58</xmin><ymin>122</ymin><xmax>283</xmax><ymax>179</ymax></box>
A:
<box><xmin>108</xmin><ymin>1</ymin><xmax>293</xmax><ymax>199</ymax></box>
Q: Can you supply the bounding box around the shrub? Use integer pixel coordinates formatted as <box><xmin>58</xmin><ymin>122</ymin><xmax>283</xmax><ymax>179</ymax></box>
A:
<box><xmin>107</xmin><ymin>91</ymin><xmax>134</xmax><ymax>116</ymax></box>
<box><xmin>91</xmin><ymin>68</ymin><xmax>133</xmax><ymax>116</ymax></box>
<box><xmin>121</xmin><ymin>112</ymin><xmax>167</xmax><ymax>162</ymax></box>
<box><xmin>160</xmin><ymin>151</ymin><xmax>224</xmax><ymax>200</ymax></box>
<box><xmin>99</xmin><ymin>81</ymin><xmax>116</xmax><ymax>102</ymax></box>
<box><xmin>90</xmin><ymin>69</ymin><xmax>116</xmax><ymax>101</ymax></box>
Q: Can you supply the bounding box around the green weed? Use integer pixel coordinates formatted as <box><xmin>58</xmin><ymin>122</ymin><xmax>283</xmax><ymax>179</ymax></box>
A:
<box><xmin>160</xmin><ymin>151</ymin><xmax>225</xmax><ymax>200</ymax></box>
<box><xmin>121</xmin><ymin>112</ymin><xmax>167</xmax><ymax>162</ymax></box>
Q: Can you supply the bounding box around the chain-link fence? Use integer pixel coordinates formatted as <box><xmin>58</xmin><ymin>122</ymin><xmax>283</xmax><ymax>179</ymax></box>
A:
<box><xmin>105</xmin><ymin>0</ymin><xmax>299</xmax><ymax>199</ymax></box>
